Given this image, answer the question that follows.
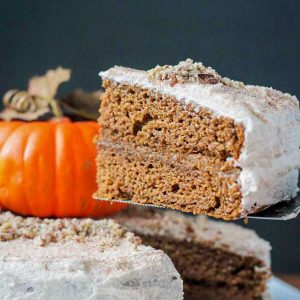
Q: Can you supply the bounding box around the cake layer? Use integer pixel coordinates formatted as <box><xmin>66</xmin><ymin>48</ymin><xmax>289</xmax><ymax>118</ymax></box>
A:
<box><xmin>116</xmin><ymin>207</ymin><xmax>271</xmax><ymax>300</ymax></box>
<box><xmin>101</xmin><ymin>80</ymin><xmax>244</xmax><ymax>159</ymax></box>
<box><xmin>98</xmin><ymin>60</ymin><xmax>300</xmax><ymax>217</ymax></box>
<box><xmin>0</xmin><ymin>212</ymin><xmax>183</xmax><ymax>300</ymax></box>
<box><xmin>137</xmin><ymin>235</ymin><xmax>267</xmax><ymax>290</ymax></box>
<box><xmin>96</xmin><ymin>142</ymin><xmax>242</xmax><ymax>219</ymax></box>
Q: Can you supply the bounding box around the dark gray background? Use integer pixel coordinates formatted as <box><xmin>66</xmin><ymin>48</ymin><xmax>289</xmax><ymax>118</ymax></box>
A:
<box><xmin>0</xmin><ymin>1</ymin><xmax>299</xmax><ymax>273</ymax></box>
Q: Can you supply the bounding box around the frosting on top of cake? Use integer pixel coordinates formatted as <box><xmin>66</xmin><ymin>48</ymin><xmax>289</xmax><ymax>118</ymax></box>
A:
<box><xmin>0</xmin><ymin>211</ymin><xmax>141</xmax><ymax>249</ymax></box>
<box><xmin>99</xmin><ymin>60</ymin><xmax>300</xmax><ymax>216</ymax></box>
<box><xmin>100</xmin><ymin>62</ymin><xmax>298</xmax><ymax>116</ymax></box>
<box><xmin>0</xmin><ymin>212</ymin><xmax>183</xmax><ymax>300</ymax></box>
<box><xmin>117</xmin><ymin>207</ymin><xmax>272</xmax><ymax>268</ymax></box>
<box><xmin>1</xmin><ymin>240</ymin><xmax>183</xmax><ymax>300</ymax></box>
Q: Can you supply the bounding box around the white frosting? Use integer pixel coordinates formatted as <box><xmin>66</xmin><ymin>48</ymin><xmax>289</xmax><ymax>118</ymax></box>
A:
<box><xmin>117</xmin><ymin>208</ymin><xmax>271</xmax><ymax>269</ymax></box>
<box><xmin>100</xmin><ymin>66</ymin><xmax>300</xmax><ymax>216</ymax></box>
<box><xmin>0</xmin><ymin>238</ymin><xmax>183</xmax><ymax>300</ymax></box>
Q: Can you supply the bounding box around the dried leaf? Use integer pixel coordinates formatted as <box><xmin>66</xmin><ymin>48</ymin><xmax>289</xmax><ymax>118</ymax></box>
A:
<box><xmin>0</xmin><ymin>90</ymin><xmax>51</xmax><ymax>121</ymax></box>
<box><xmin>28</xmin><ymin>67</ymin><xmax>71</xmax><ymax>98</ymax></box>
<box><xmin>60</xmin><ymin>89</ymin><xmax>102</xmax><ymax>121</ymax></box>
<box><xmin>0</xmin><ymin>107</ymin><xmax>50</xmax><ymax>121</ymax></box>
<box><xmin>0</xmin><ymin>67</ymin><xmax>102</xmax><ymax>122</ymax></box>
<box><xmin>1</xmin><ymin>67</ymin><xmax>68</xmax><ymax>121</ymax></box>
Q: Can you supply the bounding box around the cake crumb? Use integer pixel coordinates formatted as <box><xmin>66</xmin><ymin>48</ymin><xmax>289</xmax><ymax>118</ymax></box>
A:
<box><xmin>133</xmin><ymin>236</ymin><xmax>142</xmax><ymax>246</ymax></box>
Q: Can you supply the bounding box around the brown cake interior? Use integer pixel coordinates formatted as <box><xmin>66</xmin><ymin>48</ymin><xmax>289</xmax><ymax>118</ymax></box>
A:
<box><xmin>96</xmin><ymin>80</ymin><xmax>245</xmax><ymax>219</ymax></box>
<box><xmin>133</xmin><ymin>235</ymin><xmax>269</xmax><ymax>300</ymax></box>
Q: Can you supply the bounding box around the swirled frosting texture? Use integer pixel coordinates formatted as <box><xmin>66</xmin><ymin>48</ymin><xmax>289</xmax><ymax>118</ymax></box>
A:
<box><xmin>100</xmin><ymin>61</ymin><xmax>300</xmax><ymax>215</ymax></box>
<box><xmin>0</xmin><ymin>215</ymin><xmax>183</xmax><ymax>300</ymax></box>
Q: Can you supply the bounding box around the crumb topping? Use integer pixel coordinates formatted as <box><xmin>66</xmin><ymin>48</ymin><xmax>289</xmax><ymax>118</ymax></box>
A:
<box><xmin>148</xmin><ymin>58</ymin><xmax>245</xmax><ymax>89</ymax></box>
<box><xmin>0</xmin><ymin>212</ymin><xmax>141</xmax><ymax>249</ymax></box>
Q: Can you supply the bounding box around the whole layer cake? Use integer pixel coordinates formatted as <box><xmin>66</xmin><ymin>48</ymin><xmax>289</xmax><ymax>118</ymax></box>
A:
<box><xmin>96</xmin><ymin>59</ymin><xmax>300</xmax><ymax>220</ymax></box>
<box><xmin>0</xmin><ymin>212</ymin><xmax>183</xmax><ymax>300</ymax></box>
<box><xmin>116</xmin><ymin>207</ymin><xmax>272</xmax><ymax>300</ymax></box>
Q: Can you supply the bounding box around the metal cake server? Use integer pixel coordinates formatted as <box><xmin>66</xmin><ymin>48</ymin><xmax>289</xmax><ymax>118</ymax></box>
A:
<box><xmin>94</xmin><ymin>193</ymin><xmax>300</xmax><ymax>221</ymax></box>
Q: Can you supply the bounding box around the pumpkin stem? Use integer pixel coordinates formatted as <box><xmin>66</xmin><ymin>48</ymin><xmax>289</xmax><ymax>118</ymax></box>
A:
<box><xmin>48</xmin><ymin>98</ymin><xmax>64</xmax><ymax>118</ymax></box>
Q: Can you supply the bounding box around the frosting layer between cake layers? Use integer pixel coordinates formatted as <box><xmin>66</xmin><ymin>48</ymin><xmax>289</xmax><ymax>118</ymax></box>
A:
<box><xmin>100</xmin><ymin>66</ymin><xmax>300</xmax><ymax>215</ymax></box>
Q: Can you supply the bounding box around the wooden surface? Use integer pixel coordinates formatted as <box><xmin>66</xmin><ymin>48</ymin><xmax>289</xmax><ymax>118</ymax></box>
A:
<box><xmin>277</xmin><ymin>274</ymin><xmax>300</xmax><ymax>289</ymax></box>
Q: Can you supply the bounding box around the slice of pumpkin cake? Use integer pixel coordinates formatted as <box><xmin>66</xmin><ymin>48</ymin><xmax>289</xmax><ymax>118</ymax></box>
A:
<box><xmin>116</xmin><ymin>207</ymin><xmax>272</xmax><ymax>300</ymax></box>
<box><xmin>0</xmin><ymin>211</ymin><xmax>183</xmax><ymax>300</ymax></box>
<box><xmin>96</xmin><ymin>58</ymin><xmax>300</xmax><ymax>220</ymax></box>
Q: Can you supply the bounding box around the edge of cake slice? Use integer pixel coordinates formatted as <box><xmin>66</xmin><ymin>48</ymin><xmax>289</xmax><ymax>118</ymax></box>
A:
<box><xmin>96</xmin><ymin>59</ymin><xmax>300</xmax><ymax>219</ymax></box>
<box><xmin>0</xmin><ymin>212</ymin><xmax>183</xmax><ymax>300</ymax></box>
<box><xmin>116</xmin><ymin>207</ymin><xmax>272</xmax><ymax>300</ymax></box>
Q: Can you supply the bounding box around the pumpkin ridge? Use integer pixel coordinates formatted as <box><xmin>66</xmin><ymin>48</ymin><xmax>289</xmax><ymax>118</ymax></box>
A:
<box><xmin>0</xmin><ymin>122</ymin><xmax>23</xmax><ymax>210</ymax></box>
<box><xmin>38</xmin><ymin>124</ymin><xmax>55</xmax><ymax>217</ymax></box>
<box><xmin>54</xmin><ymin>123</ymin><xmax>67</xmax><ymax>217</ymax></box>
<box><xmin>71</xmin><ymin>123</ymin><xmax>87</xmax><ymax>217</ymax></box>
<box><xmin>75</xmin><ymin>122</ymin><xmax>98</xmax><ymax>216</ymax></box>
<box><xmin>3</xmin><ymin>124</ymin><xmax>33</xmax><ymax>215</ymax></box>
<box><xmin>23</xmin><ymin>123</ymin><xmax>56</xmax><ymax>217</ymax></box>
<box><xmin>53</xmin><ymin>123</ymin><xmax>60</xmax><ymax>217</ymax></box>
<box><xmin>55</xmin><ymin>123</ymin><xmax>78</xmax><ymax>217</ymax></box>
<box><xmin>0</xmin><ymin>122</ymin><xmax>23</xmax><ymax>149</ymax></box>
<box><xmin>23</xmin><ymin>125</ymin><xmax>37</xmax><ymax>216</ymax></box>
<box><xmin>50</xmin><ymin>124</ymin><xmax>57</xmax><ymax>217</ymax></box>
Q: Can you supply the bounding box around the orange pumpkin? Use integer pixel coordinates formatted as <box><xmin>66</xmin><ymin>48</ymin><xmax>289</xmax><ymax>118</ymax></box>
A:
<box><xmin>0</xmin><ymin>119</ymin><xmax>126</xmax><ymax>217</ymax></box>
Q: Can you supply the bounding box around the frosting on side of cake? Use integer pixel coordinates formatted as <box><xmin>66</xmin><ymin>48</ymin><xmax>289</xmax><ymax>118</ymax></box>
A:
<box><xmin>117</xmin><ymin>208</ymin><xmax>271</xmax><ymax>269</ymax></box>
<box><xmin>0</xmin><ymin>213</ymin><xmax>183</xmax><ymax>300</ymax></box>
<box><xmin>99</xmin><ymin>61</ymin><xmax>300</xmax><ymax>216</ymax></box>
